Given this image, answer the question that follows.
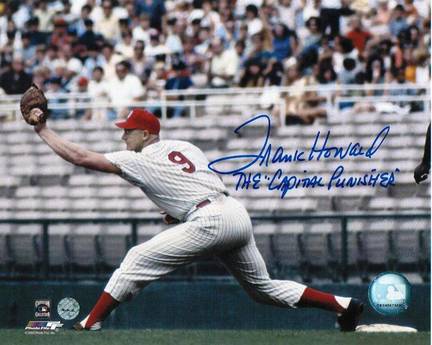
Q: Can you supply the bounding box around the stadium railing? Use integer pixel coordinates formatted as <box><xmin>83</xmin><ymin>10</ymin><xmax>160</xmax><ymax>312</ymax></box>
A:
<box><xmin>0</xmin><ymin>83</ymin><xmax>429</xmax><ymax>125</ymax></box>
<box><xmin>0</xmin><ymin>213</ymin><xmax>429</xmax><ymax>282</ymax></box>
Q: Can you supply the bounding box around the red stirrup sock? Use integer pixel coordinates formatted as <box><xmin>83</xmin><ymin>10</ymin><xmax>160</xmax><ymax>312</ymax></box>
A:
<box><xmin>297</xmin><ymin>287</ymin><xmax>351</xmax><ymax>314</ymax></box>
<box><xmin>84</xmin><ymin>292</ymin><xmax>120</xmax><ymax>328</ymax></box>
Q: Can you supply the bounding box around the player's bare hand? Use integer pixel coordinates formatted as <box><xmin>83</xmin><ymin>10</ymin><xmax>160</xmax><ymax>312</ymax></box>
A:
<box><xmin>414</xmin><ymin>162</ymin><xmax>430</xmax><ymax>184</ymax></box>
<box><xmin>34</xmin><ymin>120</ymin><xmax>47</xmax><ymax>134</ymax></box>
<box><xmin>160</xmin><ymin>211</ymin><xmax>180</xmax><ymax>225</ymax></box>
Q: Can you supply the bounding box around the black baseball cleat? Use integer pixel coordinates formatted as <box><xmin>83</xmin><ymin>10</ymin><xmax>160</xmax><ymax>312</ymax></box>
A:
<box><xmin>72</xmin><ymin>321</ymin><xmax>101</xmax><ymax>331</ymax></box>
<box><xmin>337</xmin><ymin>298</ymin><xmax>364</xmax><ymax>332</ymax></box>
<box><xmin>72</xmin><ymin>322</ymin><xmax>84</xmax><ymax>331</ymax></box>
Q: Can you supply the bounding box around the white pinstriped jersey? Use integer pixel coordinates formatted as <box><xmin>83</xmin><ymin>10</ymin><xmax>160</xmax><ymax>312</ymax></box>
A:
<box><xmin>105</xmin><ymin>140</ymin><xmax>227</xmax><ymax>220</ymax></box>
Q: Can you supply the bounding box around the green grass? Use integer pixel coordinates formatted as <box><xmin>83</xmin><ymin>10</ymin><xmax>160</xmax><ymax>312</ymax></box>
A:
<box><xmin>1</xmin><ymin>330</ymin><xmax>430</xmax><ymax>345</ymax></box>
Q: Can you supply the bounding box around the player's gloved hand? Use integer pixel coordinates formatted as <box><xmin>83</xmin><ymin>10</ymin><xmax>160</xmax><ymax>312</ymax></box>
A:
<box><xmin>20</xmin><ymin>83</ymin><xmax>49</xmax><ymax>125</ymax></box>
<box><xmin>414</xmin><ymin>162</ymin><xmax>430</xmax><ymax>184</ymax></box>
<box><xmin>160</xmin><ymin>211</ymin><xmax>180</xmax><ymax>225</ymax></box>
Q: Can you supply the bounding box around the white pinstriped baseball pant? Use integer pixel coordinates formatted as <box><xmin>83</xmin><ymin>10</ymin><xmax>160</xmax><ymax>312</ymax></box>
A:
<box><xmin>105</xmin><ymin>195</ymin><xmax>307</xmax><ymax>307</ymax></box>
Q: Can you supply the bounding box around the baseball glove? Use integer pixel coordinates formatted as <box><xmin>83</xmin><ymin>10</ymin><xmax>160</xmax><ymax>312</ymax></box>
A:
<box><xmin>20</xmin><ymin>83</ymin><xmax>49</xmax><ymax>125</ymax></box>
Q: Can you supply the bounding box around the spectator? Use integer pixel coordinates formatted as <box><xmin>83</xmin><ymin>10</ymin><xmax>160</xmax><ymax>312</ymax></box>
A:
<box><xmin>262</xmin><ymin>57</ymin><xmax>284</xmax><ymax>86</ymax></box>
<box><xmin>124</xmin><ymin>1</ymin><xmax>140</xmax><ymax>29</ymax></box>
<box><xmin>414</xmin><ymin>49</ymin><xmax>430</xmax><ymax>84</ymax></box>
<box><xmin>234</xmin><ymin>40</ymin><xmax>247</xmax><ymax>68</ymax></box>
<box><xmin>8</xmin><ymin>1</ymin><xmax>31</xmax><ymax>31</ymax></box>
<box><xmin>63</xmin><ymin>58</ymin><xmax>83</xmax><ymax>92</ymax></box>
<box><xmin>19</xmin><ymin>32</ymin><xmax>36</xmax><ymax>67</ymax></box>
<box><xmin>118</xmin><ymin>18</ymin><xmax>131</xmax><ymax>38</ymax></box>
<box><xmin>132</xmin><ymin>13</ymin><xmax>151</xmax><ymax>46</ymax></box>
<box><xmin>333</xmin><ymin>35</ymin><xmax>357</xmax><ymax>75</ymax></box>
<box><xmin>194</xmin><ymin>24</ymin><xmax>212</xmax><ymax>55</ymax></box>
<box><xmin>283</xmin><ymin>61</ymin><xmax>327</xmax><ymax>124</ymax></box>
<box><xmin>129</xmin><ymin>40</ymin><xmax>151</xmax><ymax>81</ymax></box>
<box><xmin>245</xmin><ymin>4</ymin><xmax>263</xmax><ymax>37</ymax></box>
<box><xmin>182</xmin><ymin>36</ymin><xmax>206</xmax><ymax>74</ymax></box>
<box><xmin>137</xmin><ymin>0</ymin><xmax>166</xmax><ymax>32</ymax></box>
<box><xmin>94</xmin><ymin>0</ymin><xmax>120</xmax><ymax>43</ymax></box>
<box><xmin>25</xmin><ymin>17</ymin><xmax>47</xmax><ymax>46</ymax></box>
<box><xmin>366</xmin><ymin>56</ymin><xmax>387</xmax><ymax>85</ymax></box>
<box><xmin>338</xmin><ymin>57</ymin><xmax>358</xmax><ymax>84</ymax></box>
<box><xmin>320</xmin><ymin>0</ymin><xmax>342</xmax><ymax>37</ymax></box>
<box><xmin>247</xmin><ymin>32</ymin><xmax>273</xmax><ymax>65</ymax></box>
<box><xmin>298</xmin><ymin>16</ymin><xmax>322</xmax><ymax>67</ymax></box>
<box><xmin>0</xmin><ymin>18</ymin><xmax>21</xmax><ymax>51</ymax></box>
<box><xmin>302</xmin><ymin>0</ymin><xmax>321</xmax><ymax>25</ymax></box>
<box><xmin>33</xmin><ymin>0</ymin><xmax>56</xmax><ymax>33</ymax></box>
<box><xmin>272</xmin><ymin>23</ymin><xmax>297</xmax><ymax>61</ymax></box>
<box><xmin>389</xmin><ymin>5</ymin><xmax>409</xmax><ymax>37</ymax></box>
<box><xmin>99</xmin><ymin>42</ymin><xmax>123</xmax><ymax>81</ymax></box>
<box><xmin>106</xmin><ymin>60</ymin><xmax>145</xmax><ymax>118</ymax></box>
<box><xmin>28</xmin><ymin>44</ymin><xmax>46</xmax><ymax>73</ymax></box>
<box><xmin>404</xmin><ymin>0</ymin><xmax>420</xmax><ymax>23</ymax></box>
<box><xmin>147</xmin><ymin>61</ymin><xmax>168</xmax><ymax>97</ymax></box>
<box><xmin>403</xmin><ymin>25</ymin><xmax>422</xmax><ymax>49</ymax></box>
<box><xmin>138</xmin><ymin>0</ymin><xmax>166</xmax><ymax>32</ymax></box>
<box><xmin>372</xmin><ymin>0</ymin><xmax>392</xmax><ymax>35</ymax></box>
<box><xmin>59</xmin><ymin>0</ymin><xmax>78</xmax><ymax>26</ymax></box>
<box><xmin>389</xmin><ymin>67</ymin><xmax>415</xmax><ymax>102</ymax></box>
<box><xmin>403</xmin><ymin>48</ymin><xmax>416</xmax><ymax>83</ymax></box>
<box><xmin>32</xmin><ymin>65</ymin><xmax>49</xmax><ymax>89</ymax></box>
<box><xmin>207</xmin><ymin>37</ymin><xmax>239</xmax><ymax>88</ymax></box>
<box><xmin>40</xmin><ymin>44</ymin><xmax>57</xmax><ymax>72</ymax></box>
<box><xmin>88</xmin><ymin>66</ymin><xmax>109</xmax><ymax>120</ymax></box>
<box><xmin>82</xmin><ymin>43</ymin><xmax>104</xmax><ymax>78</ymax></box>
<box><xmin>74</xmin><ymin>4</ymin><xmax>93</xmax><ymax>36</ymax></box>
<box><xmin>45</xmin><ymin>76</ymin><xmax>69</xmax><ymax>119</ymax></box>
<box><xmin>115</xmin><ymin>30</ymin><xmax>134</xmax><ymax>59</ymax></box>
<box><xmin>78</xmin><ymin>19</ymin><xmax>103</xmax><ymax>49</ymax></box>
<box><xmin>164</xmin><ymin>59</ymin><xmax>194</xmax><ymax>118</ymax></box>
<box><xmin>214</xmin><ymin>12</ymin><xmax>236</xmax><ymax>46</ymax></box>
<box><xmin>145</xmin><ymin>30</ymin><xmax>170</xmax><ymax>57</ymax></box>
<box><xmin>0</xmin><ymin>29</ymin><xmax>18</xmax><ymax>71</ymax></box>
<box><xmin>201</xmin><ymin>0</ymin><xmax>222</xmax><ymax>31</ymax></box>
<box><xmin>51</xmin><ymin>58</ymin><xmax>67</xmax><ymax>84</ymax></box>
<box><xmin>72</xmin><ymin>76</ymin><xmax>92</xmax><ymax>119</ymax></box>
<box><xmin>165</xmin><ymin>18</ymin><xmax>184</xmax><ymax>54</ymax></box>
<box><xmin>50</xmin><ymin>18</ymin><xmax>72</xmax><ymax>48</ymax></box>
<box><xmin>186</xmin><ymin>17</ymin><xmax>203</xmax><ymax>45</ymax></box>
<box><xmin>346</xmin><ymin>16</ymin><xmax>372</xmax><ymax>54</ymax></box>
<box><xmin>88</xmin><ymin>66</ymin><xmax>108</xmax><ymax>99</ymax></box>
<box><xmin>318</xmin><ymin>63</ymin><xmax>337</xmax><ymax>85</ymax></box>
<box><xmin>0</xmin><ymin>55</ymin><xmax>32</xmax><ymax>94</ymax></box>
<box><xmin>239</xmin><ymin>58</ymin><xmax>264</xmax><ymax>87</ymax></box>
<box><xmin>390</xmin><ymin>35</ymin><xmax>406</xmax><ymax>74</ymax></box>
<box><xmin>276</xmin><ymin>0</ymin><xmax>297</xmax><ymax>31</ymax></box>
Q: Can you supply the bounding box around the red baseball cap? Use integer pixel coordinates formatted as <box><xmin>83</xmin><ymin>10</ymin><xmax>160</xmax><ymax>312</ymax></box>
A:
<box><xmin>115</xmin><ymin>109</ymin><xmax>160</xmax><ymax>134</ymax></box>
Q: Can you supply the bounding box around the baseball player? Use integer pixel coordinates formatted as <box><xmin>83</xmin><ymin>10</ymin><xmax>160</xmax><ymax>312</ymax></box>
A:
<box><xmin>414</xmin><ymin>123</ymin><xmax>431</xmax><ymax>184</ymax></box>
<box><xmin>32</xmin><ymin>108</ymin><xmax>363</xmax><ymax>331</ymax></box>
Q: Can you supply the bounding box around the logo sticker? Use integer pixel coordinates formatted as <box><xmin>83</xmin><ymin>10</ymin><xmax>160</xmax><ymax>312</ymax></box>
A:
<box><xmin>25</xmin><ymin>321</ymin><xmax>63</xmax><ymax>334</ymax></box>
<box><xmin>57</xmin><ymin>297</ymin><xmax>80</xmax><ymax>320</ymax></box>
<box><xmin>35</xmin><ymin>300</ymin><xmax>50</xmax><ymax>318</ymax></box>
<box><xmin>368</xmin><ymin>272</ymin><xmax>411</xmax><ymax>315</ymax></box>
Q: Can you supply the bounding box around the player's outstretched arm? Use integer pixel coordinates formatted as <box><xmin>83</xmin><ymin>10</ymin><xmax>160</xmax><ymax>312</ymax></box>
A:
<box><xmin>35</xmin><ymin>122</ymin><xmax>121</xmax><ymax>174</ymax></box>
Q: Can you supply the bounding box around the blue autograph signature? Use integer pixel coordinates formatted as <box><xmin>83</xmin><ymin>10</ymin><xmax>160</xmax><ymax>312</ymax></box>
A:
<box><xmin>208</xmin><ymin>114</ymin><xmax>400</xmax><ymax>198</ymax></box>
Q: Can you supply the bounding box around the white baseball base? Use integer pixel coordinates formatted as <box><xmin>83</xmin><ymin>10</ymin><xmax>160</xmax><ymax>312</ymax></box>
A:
<box><xmin>356</xmin><ymin>324</ymin><xmax>418</xmax><ymax>333</ymax></box>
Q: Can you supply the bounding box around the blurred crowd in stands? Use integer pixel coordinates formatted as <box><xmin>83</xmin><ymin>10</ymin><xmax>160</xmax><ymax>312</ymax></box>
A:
<box><xmin>0</xmin><ymin>0</ymin><xmax>429</xmax><ymax>121</ymax></box>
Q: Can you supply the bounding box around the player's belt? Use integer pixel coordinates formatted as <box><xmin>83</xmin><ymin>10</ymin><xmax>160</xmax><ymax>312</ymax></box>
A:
<box><xmin>196</xmin><ymin>199</ymin><xmax>211</xmax><ymax>209</ymax></box>
<box><xmin>196</xmin><ymin>192</ymin><xmax>229</xmax><ymax>209</ymax></box>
